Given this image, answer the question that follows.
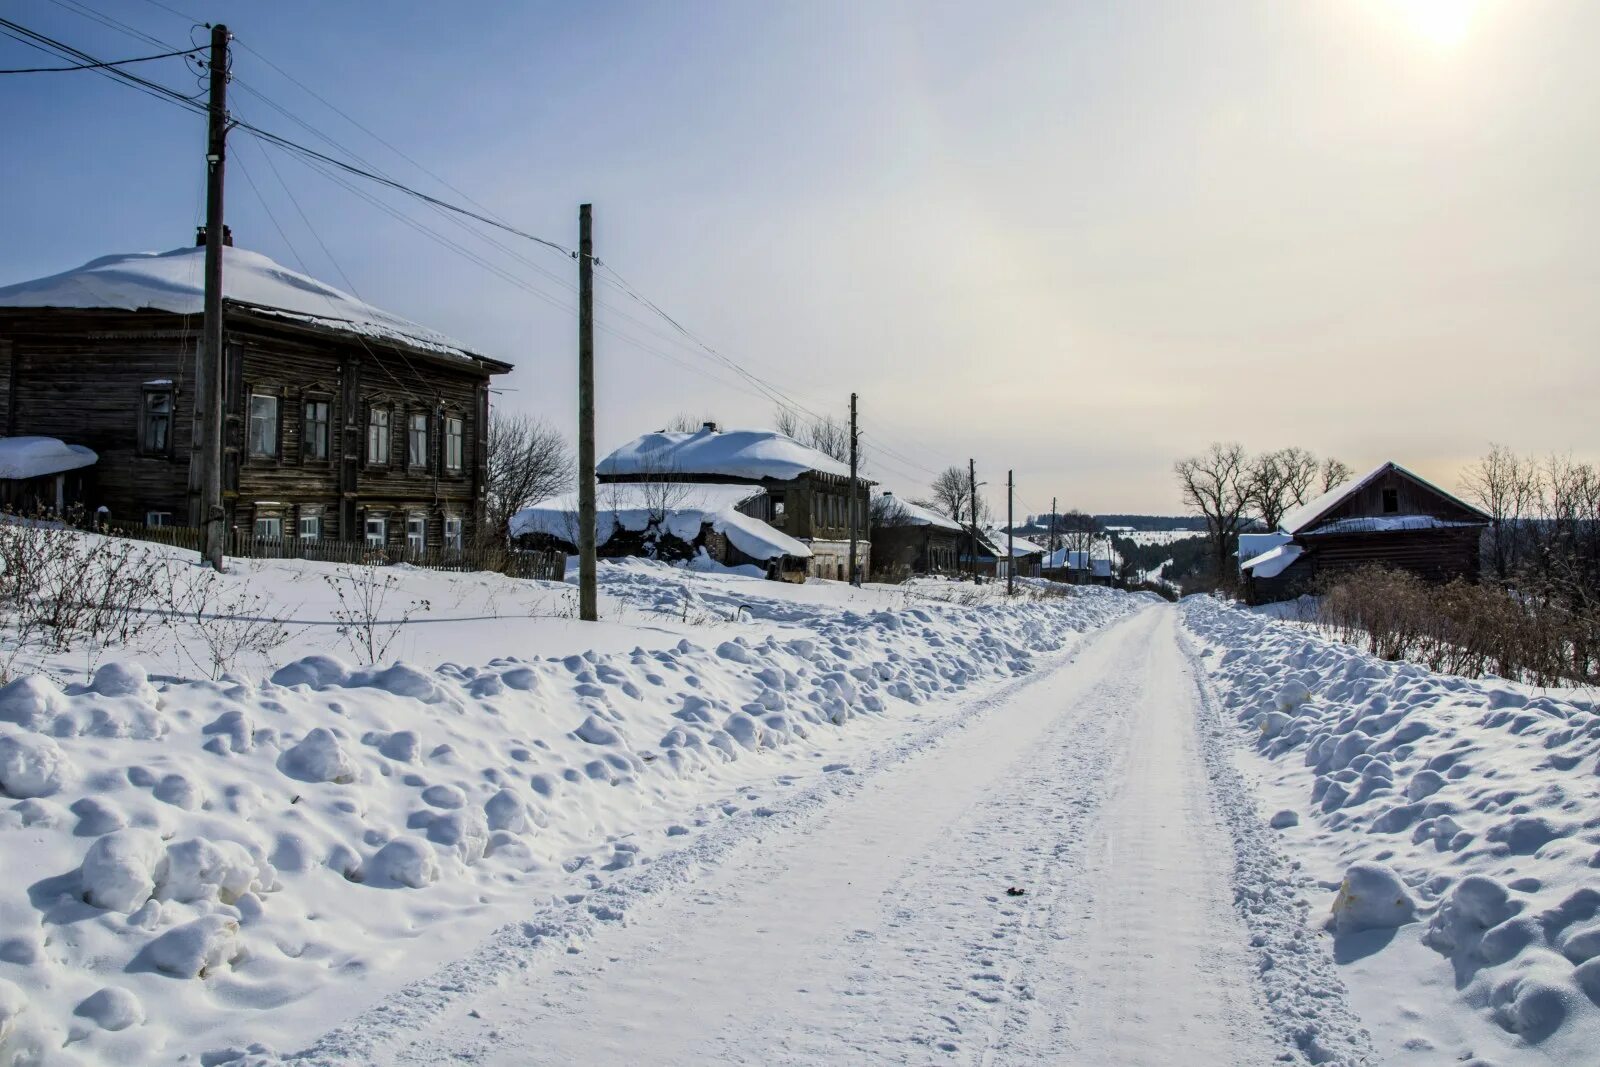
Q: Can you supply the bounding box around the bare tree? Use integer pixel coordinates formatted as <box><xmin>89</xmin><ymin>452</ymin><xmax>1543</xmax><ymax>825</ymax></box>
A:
<box><xmin>772</xmin><ymin>406</ymin><xmax>855</xmax><ymax>466</ymax></box>
<box><xmin>928</xmin><ymin>465</ymin><xmax>990</xmax><ymax>527</ymax></box>
<box><xmin>1320</xmin><ymin>456</ymin><xmax>1353</xmax><ymax>493</ymax></box>
<box><xmin>664</xmin><ymin>412</ymin><xmax>720</xmax><ymax>433</ymax></box>
<box><xmin>485</xmin><ymin>413</ymin><xmax>573</xmax><ymax>546</ymax></box>
<box><xmin>1461</xmin><ymin>443</ymin><xmax>1541</xmax><ymax>580</ymax></box>
<box><xmin>1175</xmin><ymin>442</ymin><xmax>1250</xmax><ymax>585</ymax></box>
<box><xmin>870</xmin><ymin>492</ymin><xmax>913</xmax><ymax>530</ymax></box>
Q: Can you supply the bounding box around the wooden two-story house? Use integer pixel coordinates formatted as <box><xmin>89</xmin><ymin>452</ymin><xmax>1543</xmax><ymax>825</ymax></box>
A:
<box><xmin>596</xmin><ymin>423</ymin><xmax>872</xmax><ymax>580</ymax></box>
<box><xmin>0</xmin><ymin>239</ymin><xmax>511</xmax><ymax>553</ymax></box>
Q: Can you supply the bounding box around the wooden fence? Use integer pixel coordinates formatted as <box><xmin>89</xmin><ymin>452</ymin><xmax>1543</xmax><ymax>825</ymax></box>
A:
<box><xmin>98</xmin><ymin>519</ymin><xmax>565</xmax><ymax>581</ymax></box>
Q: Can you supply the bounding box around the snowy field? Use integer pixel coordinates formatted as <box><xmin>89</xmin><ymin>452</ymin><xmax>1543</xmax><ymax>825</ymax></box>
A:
<box><xmin>1184</xmin><ymin>595</ymin><xmax>1600</xmax><ymax>1065</ymax></box>
<box><xmin>1108</xmin><ymin>529</ymin><xmax>1203</xmax><ymax>547</ymax></box>
<box><xmin>0</xmin><ymin>531</ymin><xmax>1138</xmax><ymax>1065</ymax></box>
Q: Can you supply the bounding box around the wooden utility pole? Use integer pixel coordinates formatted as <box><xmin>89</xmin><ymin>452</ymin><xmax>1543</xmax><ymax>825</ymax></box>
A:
<box><xmin>577</xmin><ymin>204</ymin><xmax>598</xmax><ymax>621</ymax></box>
<box><xmin>1007</xmin><ymin>469</ymin><xmax>1015</xmax><ymax>596</ymax></box>
<box><xmin>968</xmin><ymin>457</ymin><xmax>979</xmax><ymax>584</ymax></box>
<box><xmin>189</xmin><ymin>22</ymin><xmax>230</xmax><ymax>571</ymax></box>
<box><xmin>1050</xmin><ymin>495</ymin><xmax>1058</xmax><ymax>554</ymax></box>
<box><xmin>848</xmin><ymin>392</ymin><xmax>860</xmax><ymax>586</ymax></box>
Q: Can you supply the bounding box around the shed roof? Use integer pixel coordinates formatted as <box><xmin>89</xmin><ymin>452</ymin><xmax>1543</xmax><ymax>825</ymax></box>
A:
<box><xmin>1279</xmin><ymin>461</ymin><xmax>1489</xmax><ymax>535</ymax></box>
<box><xmin>0</xmin><ymin>436</ymin><xmax>97</xmax><ymax>480</ymax></box>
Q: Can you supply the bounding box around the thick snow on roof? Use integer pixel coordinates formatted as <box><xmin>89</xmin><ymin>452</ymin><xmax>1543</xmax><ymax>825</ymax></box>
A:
<box><xmin>1301</xmin><ymin>515</ymin><xmax>1485</xmax><ymax>536</ymax></box>
<box><xmin>597</xmin><ymin>426</ymin><xmax>851</xmax><ymax>481</ymax></box>
<box><xmin>877</xmin><ymin>493</ymin><xmax>963</xmax><ymax>532</ymax></box>
<box><xmin>985</xmin><ymin>528</ymin><xmax>1046</xmax><ymax>557</ymax></box>
<box><xmin>0</xmin><ymin>436</ymin><xmax>97</xmax><ymax>479</ymax></box>
<box><xmin>1237</xmin><ymin>532</ymin><xmax>1293</xmax><ymax>571</ymax></box>
<box><xmin>1043</xmin><ymin>548</ymin><xmax>1118</xmax><ymax>577</ymax></box>
<box><xmin>1242</xmin><ymin>542</ymin><xmax>1304</xmax><ymax>578</ymax></box>
<box><xmin>0</xmin><ymin>246</ymin><xmax>487</xmax><ymax>364</ymax></box>
<box><xmin>509</xmin><ymin>482</ymin><xmax>809</xmax><ymax>561</ymax></box>
<box><xmin>1279</xmin><ymin>461</ymin><xmax>1487</xmax><ymax>535</ymax></box>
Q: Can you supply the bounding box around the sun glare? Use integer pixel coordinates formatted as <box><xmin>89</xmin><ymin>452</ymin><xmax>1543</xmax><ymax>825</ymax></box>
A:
<box><xmin>1395</xmin><ymin>0</ymin><xmax>1479</xmax><ymax>48</ymax></box>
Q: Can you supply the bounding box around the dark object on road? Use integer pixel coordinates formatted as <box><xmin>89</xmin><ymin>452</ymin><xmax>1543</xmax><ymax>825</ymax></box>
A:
<box><xmin>1006</xmin><ymin>886</ymin><xmax>1025</xmax><ymax>897</ymax></box>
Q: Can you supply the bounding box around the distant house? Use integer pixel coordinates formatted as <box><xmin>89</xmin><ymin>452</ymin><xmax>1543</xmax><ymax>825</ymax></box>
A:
<box><xmin>0</xmin><ymin>436</ymin><xmax>97</xmax><ymax>514</ymax></box>
<box><xmin>0</xmin><ymin>240</ymin><xmax>510</xmax><ymax>553</ymax></box>
<box><xmin>597</xmin><ymin>423</ymin><xmax>871</xmax><ymax>580</ymax></box>
<box><xmin>508</xmin><ymin>481</ymin><xmax>810</xmax><ymax>581</ymax></box>
<box><xmin>869</xmin><ymin>491</ymin><xmax>963</xmax><ymax>578</ymax></box>
<box><xmin>964</xmin><ymin>527</ymin><xmax>1045</xmax><ymax>579</ymax></box>
<box><xmin>1241</xmin><ymin>461</ymin><xmax>1490</xmax><ymax>604</ymax></box>
<box><xmin>1042</xmin><ymin>547</ymin><xmax>1117</xmax><ymax>586</ymax></box>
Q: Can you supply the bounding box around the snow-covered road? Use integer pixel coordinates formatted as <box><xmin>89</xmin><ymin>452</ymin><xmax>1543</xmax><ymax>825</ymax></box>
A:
<box><xmin>387</xmin><ymin>606</ymin><xmax>1282</xmax><ymax>1066</ymax></box>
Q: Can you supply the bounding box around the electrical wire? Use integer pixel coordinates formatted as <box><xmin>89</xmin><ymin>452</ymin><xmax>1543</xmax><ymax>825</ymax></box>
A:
<box><xmin>0</xmin><ymin>43</ymin><xmax>199</xmax><ymax>73</ymax></box>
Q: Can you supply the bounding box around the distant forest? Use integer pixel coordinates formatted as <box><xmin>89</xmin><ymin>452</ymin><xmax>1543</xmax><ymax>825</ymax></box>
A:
<box><xmin>1092</xmin><ymin>515</ymin><xmax>1207</xmax><ymax>531</ymax></box>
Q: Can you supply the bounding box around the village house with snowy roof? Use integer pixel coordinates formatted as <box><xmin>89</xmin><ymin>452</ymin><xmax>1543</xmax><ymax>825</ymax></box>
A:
<box><xmin>868</xmin><ymin>490</ymin><xmax>965</xmax><ymax>579</ymax></box>
<box><xmin>593</xmin><ymin>422</ymin><xmax>873</xmax><ymax>581</ymax></box>
<box><xmin>0</xmin><ymin>236</ymin><xmax>511</xmax><ymax>554</ymax></box>
<box><xmin>1240</xmin><ymin>460</ymin><xmax>1490</xmax><ymax>604</ymax></box>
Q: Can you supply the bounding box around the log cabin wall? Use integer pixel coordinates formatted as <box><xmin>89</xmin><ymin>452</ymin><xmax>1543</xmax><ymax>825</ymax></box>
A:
<box><xmin>0</xmin><ymin>306</ymin><xmax>506</xmax><ymax>549</ymax></box>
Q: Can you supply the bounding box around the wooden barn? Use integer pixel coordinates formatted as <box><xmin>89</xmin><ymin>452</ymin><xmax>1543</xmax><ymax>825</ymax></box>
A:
<box><xmin>0</xmin><ymin>240</ymin><xmax>510</xmax><ymax>553</ymax></box>
<box><xmin>597</xmin><ymin>423</ymin><xmax>872</xmax><ymax>581</ymax></box>
<box><xmin>1242</xmin><ymin>461</ymin><xmax>1489</xmax><ymax>604</ymax></box>
<box><xmin>962</xmin><ymin>527</ymin><xmax>1045</xmax><ymax>580</ymax></box>
<box><xmin>868</xmin><ymin>491</ymin><xmax>964</xmax><ymax>579</ymax></box>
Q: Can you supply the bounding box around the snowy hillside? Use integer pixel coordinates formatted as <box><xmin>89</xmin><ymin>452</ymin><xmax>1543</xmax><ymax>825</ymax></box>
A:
<box><xmin>0</xmin><ymin>535</ymin><xmax>1137</xmax><ymax>1065</ymax></box>
<box><xmin>1184</xmin><ymin>596</ymin><xmax>1600</xmax><ymax>1065</ymax></box>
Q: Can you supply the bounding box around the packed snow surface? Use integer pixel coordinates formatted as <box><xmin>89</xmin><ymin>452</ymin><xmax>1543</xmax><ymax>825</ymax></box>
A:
<box><xmin>0</xmin><ymin>437</ymin><xmax>97</xmax><ymax>481</ymax></box>
<box><xmin>0</xmin><ymin>540</ymin><xmax>1138</xmax><ymax>1064</ymax></box>
<box><xmin>596</xmin><ymin>425</ymin><xmax>851</xmax><ymax>481</ymax></box>
<box><xmin>1185</xmin><ymin>594</ymin><xmax>1600</xmax><ymax>1064</ymax></box>
<box><xmin>509</xmin><ymin>482</ymin><xmax>808</xmax><ymax>561</ymax></box>
<box><xmin>0</xmin><ymin>247</ymin><xmax>482</xmax><ymax>363</ymax></box>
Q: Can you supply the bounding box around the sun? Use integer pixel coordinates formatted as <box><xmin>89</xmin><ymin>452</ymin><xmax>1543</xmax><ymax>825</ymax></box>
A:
<box><xmin>1395</xmin><ymin>0</ymin><xmax>1480</xmax><ymax>48</ymax></box>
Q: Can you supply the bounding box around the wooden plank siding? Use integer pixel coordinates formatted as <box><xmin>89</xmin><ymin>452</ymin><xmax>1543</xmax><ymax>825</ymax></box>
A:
<box><xmin>0</xmin><ymin>305</ymin><xmax>507</xmax><ymax>551</ymax></box>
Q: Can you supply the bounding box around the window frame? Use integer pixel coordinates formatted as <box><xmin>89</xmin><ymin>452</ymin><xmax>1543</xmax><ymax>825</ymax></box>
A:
<box><xmin>443</xmin><ymin>514</ymin><xmax>463</xmax><ymax>553</ymax></box>
<box><xmin>443</xmin><ymin>414</ymin><xmax>465</xmax><ymax>474</ymax></box>
<box><xmin>253</xmin><ymin>515</ymin><xmax>283</xmax><ymax>539</ymax></box>
<box><xmin>1381</xmin><ymin>487</ymin><xmax>1400</xmax><ymax>514</ymax></box>
<box><xmin>366</xmin><ymin>404</ymin><xmax>392</xmax><ymax>467</ymax></box>
<box><xmin>139</xmin><ymin>384</ymin><xmax>175</xmax><ymax>458</ymax></box>
<box><xmin>247</xmin><ymin>391</ymin><xmax>281</xmax><ymax>460</ymax></box>
<box><xmin>405</xmin><ymin>512</ymin><xmax>427</xmax><ymax>557</ymax></box>
<box><xmin>407</xmin><ymin>410</ymin><xmax>431</xmax><ymax>470</ymax></box>
<box><xmin>302</xmin><ymin>397</ymin><xmax>332</xmax><ymax>464</ymax></box>
<box><xmin>145</xmin><ymin>510</ymin><xmax>172</xmax><ymax>528</ymax></box>
<box><xmin>364</xmin><ymin>513</ymin><xmax>387</xmax><ymax>549</ymax></box>
<box><xmin>298</xmin><ymin>512</ymin><xmax>322</xmax><ymax>542</ymax></box>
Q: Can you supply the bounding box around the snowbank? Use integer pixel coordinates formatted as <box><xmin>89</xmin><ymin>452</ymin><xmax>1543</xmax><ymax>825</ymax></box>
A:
<box><xmin>0</xmin><ymin>551</ymin><xmax>1137</xmax><ymax>1063</ymax></box>
<box><xmin>0</xmin><ymin>247</ymin><xmax>482</xmax><ymax>364</ymax></box>
<box><xmin>1184</xmin><ymin>595</ymin><xmax>1600</xmax><ymax>1061</ymax></box>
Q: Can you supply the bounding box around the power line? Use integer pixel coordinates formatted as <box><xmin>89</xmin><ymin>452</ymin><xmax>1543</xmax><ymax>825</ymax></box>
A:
<box><xmin>0</xmin><ymin>43</ymin><xmax>199</xmax><ymax>73</ymax></box>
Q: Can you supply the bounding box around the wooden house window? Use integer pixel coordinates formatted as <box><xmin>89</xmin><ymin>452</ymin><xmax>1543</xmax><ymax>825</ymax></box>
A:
<box><xmin>408</xmin><ymin>412</ymin><xmax>430</xmax><ymax>468</ymax></box>
<box><xmin>406</xmin><ymin>513</ymin><xmax>427</xmax><ymax>556</ymax></box>
<box><xmin>248</xmin><ymin>394</ymin><xmax>280</xmax><ymax>458</ymax></box>
<box><xmin>303</xmin><ymin>400</ymin><xmax>331</xmax><ymax>461</ymax></box>
<box><xmin>253</xmin><ymin>515</ymin><xmax>283</xmax><ymax>539</ymax></box>
<box><xmin>140</xmin><ymin>387</ymin><xmax>174</xmax><ymax>456</ymax></box>
<box><xmin>367</xmin><ymin>407</ymin><xmax>391</xmax><ymax>466</ymax></box>
<box><xmin>145</xmin><ymin>511</ymin><xmax>172</xmax><ymax>527</ymax></box>
<box><xmin>444</xmin><ymin>515</ymin><xmax>463</xmax><ymax>552</ymax></box>
<box><xmin>771</xmin><ymin>494</ymin><xmax>785</xmax><ymax>520</ymax></box>
<box><xmin>1382</xmin><ymin>488</ymin><xmax>1399</xmax><ymax>514</ymax></box>
<box><xmin>298</xmin><ymin>513</ymin><xmax>322</xmax><ymax>541</ymax></box>
<box><xmin>444</xmin><ymin>416</ymin><xmax>464</xmax><ymax>472</ymax></box>
<box><xmin>364</xmin><ymin>513</ymin><xmax>387</xmax><ymax>548</ymax></box>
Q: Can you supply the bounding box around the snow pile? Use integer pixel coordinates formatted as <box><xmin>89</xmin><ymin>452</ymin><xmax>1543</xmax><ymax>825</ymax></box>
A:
<box><xmin>511</xmin><ymin>482</ymin><xmax>808</xmax><ymax>561</ymax></box>
<box><xmin>0</xmin><ymin>556</ymin><xmax>1136</xmax><ymax>1063</ymax></box>
<box><xmin>1184</xmin><ymin>595</ymin><xmax>1600</xmax><ymax>1061</ymax></box>
<box><xmin>0</xmin><ymin>247</ymin><xmax>484</xmax><ymax>364</ymax></box>
<box><xmin>0</xmin><ymin>436</ymin><xmax>98</xmax><ymax>480</ymax></box>
<box><xmin>596</xmin><ymin>425</ymin><xmax>851</xmax><ymax>481</ymax></box>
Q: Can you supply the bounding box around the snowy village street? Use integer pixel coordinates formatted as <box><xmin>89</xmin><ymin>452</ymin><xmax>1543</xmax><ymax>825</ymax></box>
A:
<box><xmin>373</xmin><ymin>606</ymin><xmax>1278</xmax><ymax>1067</ymax></box>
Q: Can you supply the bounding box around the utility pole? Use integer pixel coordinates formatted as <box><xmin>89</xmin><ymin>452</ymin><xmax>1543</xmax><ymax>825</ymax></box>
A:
<box><xmin>1007</xmin><ymin>469</ymin><xmax>1015</xmax><ymax>596</ymax></box>
<box><xmin>577</xmin><ymin>204</ymin><xmax>598</xmax><ymax>621</ymax></box>
<box><xmin>968</xmin><ymin>457</ymin><xmax>979</xmax><ymax>584</ymax></box>
<box><xmin>848</xmin><ymin>392</ymin><xmax>860</xmax><ymax>586</ymax></box>
<box><xmin>190</xmin><ymin>23</ymin><xmax>229</xmax><ymax>571</ymax></box>
<box><xmin>1050</xmin><ymin>495</ymin><xmax>1058</xmax><ymax>554</ymax></box>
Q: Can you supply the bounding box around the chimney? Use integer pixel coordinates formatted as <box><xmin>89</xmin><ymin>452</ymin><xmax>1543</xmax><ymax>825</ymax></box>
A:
<box><xmin>701</xmin><ymin>421</ymin><xmax>719</xmax><ymax>433</ymax></box>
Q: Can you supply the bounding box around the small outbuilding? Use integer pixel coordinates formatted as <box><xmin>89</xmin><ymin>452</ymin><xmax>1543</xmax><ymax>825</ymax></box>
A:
<box><xmin>0</xmin><ymin>435</ymin><xmax>97</xmax><ymax>515</ymax></box>
<box><xmin>869</xmin><ymin>491</ymin><xmax>964</xmax><ymax>579</ymax></box>
<box><xmin>1241</xmin><ymin>460</ymin><xmax>1489</xmax><ymax>604</ymax></box>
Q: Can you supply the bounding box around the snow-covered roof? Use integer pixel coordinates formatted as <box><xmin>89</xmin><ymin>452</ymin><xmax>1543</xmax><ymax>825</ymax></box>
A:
<box><xmin>877</xmin><ymin>493</ymin><xmax>963</xmax><ymax>532</ymax></box>
<box><xmin>1300</xmin><ymin>515</ymin><xmax>1485</xmax><ymax>537</ymax></box>
<box><xmin>985</xmin><ymin>528</ymin><xmax>1046</xmax><ymax>557</ymax></box>
<box><xmin>509</xmin><ymin>482</ymin><xmax>809</xmax><ymax>561</ymax></box>
<box><xmin>0</xmin><ymin>436</ymin><xmax>97</xmax><ymax>479</ymax></box>
<box><xmin>1279</xmin><ymin>461</ymin><xmax>1488</xmax><ymax>535</ymax></box>
<box><xmin>1241</xmin><ymin>542</ymin><xmax>1303</xmax><ymax>578</ymax></box>
<box><xmin>0</xmin><ymin>246</ymin><xmax>497</xmax><ymax>366</ymax></box>
<box><xmin>1043</xmin><ymin>548</ymin><xmax>1117</xmax><ymax>576</ymax></box>
<box><xmin>1236</xmin><ymin>531</ymin><xmax>1292</xmax><ymax>571</ymax></box>
<box><xmin>597</xmin><ymin>426</ymin><xmax>852</xmax><ymax>482</ymax></box>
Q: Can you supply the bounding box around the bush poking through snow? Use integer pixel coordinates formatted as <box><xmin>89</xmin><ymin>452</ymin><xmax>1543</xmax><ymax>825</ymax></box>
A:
<box><xmin>81</xmin><ymin>828</ymin><xmax>169</xmax><ymax>913</ymax></box>
<box><xmin>0</xmin><ymin>728</ymin><xmax>69</xmax><ymax>798</ymax></box>
<box><xmin>278</xmin><ymin>728</ymin><xmax>356</xmax><ymax>784</ymax></box>
<box><xmin>1330</xmin><ymin>861</ymin><xmax>1416</xmax><ymax>933</ymax></box>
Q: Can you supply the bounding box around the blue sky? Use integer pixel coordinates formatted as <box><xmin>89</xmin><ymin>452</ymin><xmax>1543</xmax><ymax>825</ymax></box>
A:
<box><xmin>3</xmin><ymin>1</ymin><xmax>1597</xmax><ymax>514</ymax></box>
